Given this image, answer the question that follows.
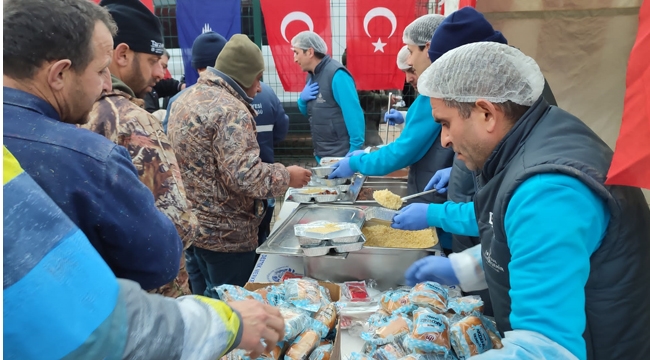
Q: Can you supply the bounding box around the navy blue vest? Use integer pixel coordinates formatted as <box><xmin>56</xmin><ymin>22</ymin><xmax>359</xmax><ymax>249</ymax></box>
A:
<box><xmin>307</xmin><ymin>56</ymin><xmax>351</xmax><ymax>157</ymax></box>
<box><xmin>475</xmin><ymin>98</ymin><xmax>650</xmax><ymax>359</ymax></box>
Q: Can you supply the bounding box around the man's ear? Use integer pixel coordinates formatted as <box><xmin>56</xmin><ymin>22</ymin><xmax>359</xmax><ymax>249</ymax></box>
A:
<box><xmin>475</xmin><ymin>99</ymin><xmax>500</xmax><ymax>133</ymax></box>
<box><xmin>47</xmin><ymin>59</ymin><xmax>73</xmax><ymax>91</ymax></box>
<box><xmin>113</xmin><ymin>43</ymin><xmax>131</xmax><ymax>67</ymax></box>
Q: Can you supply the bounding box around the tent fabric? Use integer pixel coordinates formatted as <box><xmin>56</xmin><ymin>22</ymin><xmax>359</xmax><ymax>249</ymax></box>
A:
<box><xmin>476</xmin><ymin>0</ymin><xmax>649</xmax><ymax>202</ymax></box>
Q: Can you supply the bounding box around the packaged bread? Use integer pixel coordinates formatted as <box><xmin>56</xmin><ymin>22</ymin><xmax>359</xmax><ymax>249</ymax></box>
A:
<box><xmin>447</xmin><ymin>296</ymin><xmax>484</xmax><ymax>316</ymax></box>
<box><xmin>216</xmin><ymin>285</ymin><xmax>264</xmax><ymax>303</ymax></box>
<box><xmin>307</xmin><ymin>341</ymin><xmax>333</xmax><ymax>360</ymax></box>
<box><xmin>279</xmin><ymin>306</ymin><xmax>312</xmax><ymax>342</ymax></box>
<box><xmin>406</xmin><ymin>308</ymin><xmax>451</xmax><ymax>355</ymax></box>
<box><xmin>313</xmin><ymin>303</ymin><xmax>338</xmax><ymax>337</ymax></box>
<box><xmin>487</xmin><ymin>329</ymin><xmax>503</xmax><ymax>350</ymax></box>
<box><xmin>260</xmin><ymin>341</ymin><xmax>286</xmax><ymax>360</ymax></box>
<box><xmin>373</xmin><ymin>335</ymin><xmax>410</xmax><ymax>360</ymax></box>
<box><xmin>409</xmin><ymin>282</ymin><xmax>448</xmax><ymax>313</ymax></box>
<box><xmin>449</xmin><ymin>316</ymin><xmax>494</xmax><ymax>359</ymax></box>
<box><xmin>222</xmin><ymin>349</ymin><xmax>249</xmax><ymax>360</ymax></box>
<box><xmin>284</xmin><ymin>329</ymin><xmax>321</xmax><ymax>360</ymax></box>
<box><xmin>285</xmin><ymin>279</ymin><xmax>322</xmax><ymax>313</ymax></box>
<box><xmin>361</xmin><ymin>313</ymin><xmax>413</xmax><ymax>346</ymax></box>
<box><xmin>380</xmin><ymin>289</ymin><xmax>415</xmax><ymax>315</ymax></box>
<box><xmin>367</xmin><ymin>309</ymin><xmax>391</xmax><ymax>327</ymax></box>
<box><xmin>319</xmin><ymin>286</ymin><xmax>332</xmax><ymax>306</ymax></box>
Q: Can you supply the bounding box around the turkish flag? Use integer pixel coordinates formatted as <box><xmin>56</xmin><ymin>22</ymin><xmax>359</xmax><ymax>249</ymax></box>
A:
<box><xmin>606</xmin><ymin>0</ymin><xmax>650</xmax><ymax>190</ymax></box>
<box><xmin>346</xmin><ymin>0</ymin><xmax>417</xmax><ymax>90</ymax></box>
<box><xmin>260</xmin><ymin>0</ymin><xmax>332</xmax><ymax>92</ymax></box>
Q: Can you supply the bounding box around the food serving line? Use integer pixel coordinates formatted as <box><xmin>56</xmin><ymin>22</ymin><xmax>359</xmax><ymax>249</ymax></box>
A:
<box><xmin>247</xmin><ymin>158</ymin><xmax>443</xmax><ymax>359</ymax></box>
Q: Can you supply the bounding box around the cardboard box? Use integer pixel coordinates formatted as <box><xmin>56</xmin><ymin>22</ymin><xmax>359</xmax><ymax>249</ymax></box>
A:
<box><xmin>244</xmin><ymin>281</ymin><xmax>342</xmax><ymax>360</ymax></box>
<box><xmin>248</xmin><ymin>254</ymin><xmax>305</xmax><ymax>283</ymax></box>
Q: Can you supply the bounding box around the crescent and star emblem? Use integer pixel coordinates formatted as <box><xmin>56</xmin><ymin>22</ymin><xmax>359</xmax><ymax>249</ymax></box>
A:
<box><xmin>281</xmin><ymin>11</ymin><xmax>314</xmax><ymax>43</ymax></box>
<box><xmin>363</xmin><ymin>7</ymin><xmax>397</xmax><ymax>53</ymax></box>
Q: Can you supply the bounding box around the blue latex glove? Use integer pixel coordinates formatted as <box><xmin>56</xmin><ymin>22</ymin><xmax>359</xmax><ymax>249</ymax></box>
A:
<box><xmin>300</xmin><ymin>79</ymin><xmax>319</xmax><ymax>102</ymax></box>
<box><xmin>328</xmin><ymin>157</ymin><xmax>354</xmax><ymax>179</ymax></box>
<box><xmin>384</xmin><ymin>109</ymin><xmax>405</xmax><ymax>125</ymax></box>
<box><xmin>404</xmin><ymin>256</ymin><xmax>459</xmax><ymax>286</ymax></box>
<box><xmin>345</xmin><ymin>150</ymin><xmax>365</xmax><ymax>158</ymax></box>
<box><xmin>424</xmin><ymin>167</ymin><xmax>452</xmax><ymax>193</ymax></box>
<box><xmin>391</xmin><ymin>203</ymin><xmax>429</xmax><ymax>230</ymax></box>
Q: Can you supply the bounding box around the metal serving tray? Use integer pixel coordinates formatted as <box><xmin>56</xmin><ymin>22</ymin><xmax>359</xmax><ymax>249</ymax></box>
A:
<box><xmin>257</xmin><ymin>204</ymin><xmax>366</xmax><ymax>256</ymax></box>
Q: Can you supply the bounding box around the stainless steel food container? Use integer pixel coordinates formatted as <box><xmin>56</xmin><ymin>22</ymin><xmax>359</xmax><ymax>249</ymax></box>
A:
<box><xmin>301</xmin><ymin>245</ymin><xmax>331</xmax><ymax>257</ymax></box>
<box><xmin>300</xmin><ymin>236</ymin><xmax>365</xmax><ymax>256</ymax></box>
<box><xmin>294</xmin><ymin>222</ymin><xmax>362</xmax><ymax>243</ymax></box>
<box><xmin>291</xmin><ymin>192</ymin><xmax>315</xmax><ymax>203</ymax></box>
<box><xmin>313</xmin><ymin>193</ymin><xmax>339</xmax><ymax>203</ymax></box>
<box><xmin>333</xmin><ymin>236</ymin><xmax>365</xmax><ymax>252</ymax></box>
<box><xmin>311</xmin><ymin>166</ymin><xmax>335</xmax><ymax>177</ymax></box>
<box><xmin>319</xmin><ymin>157</ymin><xmax>343</xmax><ymax>166</ymax></box>
<box><xmin>296</xmin><ymin>236</ymin><xmax>326</xmax><ymax>246</ymax></box>
<box><xmin>304</xmin><ymin>245</ymin><xmax>439</xmax><ymax>290</ymax></box>
<box><xmin>258</xmin><ymin>203</ymin><xmax>440</xmax><ymax>290</ymax></box>
<box><xmin>320</xmin><ymin>177</ymin><xmax>347</xmax><ymax>187</ymax></box>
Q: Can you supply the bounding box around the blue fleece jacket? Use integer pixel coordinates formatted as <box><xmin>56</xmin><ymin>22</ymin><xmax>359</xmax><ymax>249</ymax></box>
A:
<box><xmin>348</xmin><ymin>95</ymin><xmax>439</xmax><ymax>174</ymax></box>
<box><xmin>428</xmin><ymin>173</ymin><xmax>609</xmax><ymax>359</ymax></box>
<box><xmin>298</xmin><ymin>69</ymin><xmax>365</xmax><ymax>153</ymax></box>
<box><xmin>3</xmin><ymin>87</ymin><xmax>182</xmax><ymax>290</ymax></box>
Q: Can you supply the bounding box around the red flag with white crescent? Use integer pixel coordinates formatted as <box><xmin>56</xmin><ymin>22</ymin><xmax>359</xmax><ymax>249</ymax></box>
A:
<box><xmin>260</xmin><ymin>0</ymin><xmax>332</xmax><ymax>92</ymax></box>
<box><xmin>346</xmin><ymin>0</ymin><xmax>417</xmax><ymax>90</ymax></box>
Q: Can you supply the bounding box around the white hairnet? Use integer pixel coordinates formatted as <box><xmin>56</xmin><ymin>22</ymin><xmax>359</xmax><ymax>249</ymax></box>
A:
<box><xmin>417</xmin><ymin>42</ymin><xmax>544</xmax><ymax>106</ymax></box>
<box><xmin>291</xmin><ymin>31</ymin><xmax>328</xmax><ymax>54</ymax></box>
<box><xmin>402</xmin><ymin>14</ymin><xmax>445</xmax><ymax>46</ymax></box>
<box><xmin>396</xmin><ymin>45</ymin><xmax>411</xmax><ymax>70</ymax></box>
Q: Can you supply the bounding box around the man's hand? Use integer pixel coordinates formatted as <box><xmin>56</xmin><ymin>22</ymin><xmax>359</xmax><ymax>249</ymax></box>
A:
<box><xmin>287</xmin><ymin>166</ymin><xmax>312</xmax><ymax>188</ymax></box>
<box><xmin>229</xmin><ymin>300</ymin><xmax>285</xmax><ymax>359</ymax></box>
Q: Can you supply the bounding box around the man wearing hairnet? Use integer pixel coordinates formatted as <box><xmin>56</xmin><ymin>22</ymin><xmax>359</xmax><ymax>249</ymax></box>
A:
<box><xmin>405</xmin><ymin>42</ymin><xmax>650</xmax><ymax>359</ymax></box>
<box><xmin>392</xmin><ymin>7</ymin><xmax>561</xmax><ymax>316</ymax></box>
<box><xmin>291</xmin><ymin>31</ymin><xmax>365</xmax><ymax>161</ymax></box>
<box><xmin>329</xmin><ymin>15</ymin><xmax>456</xmax><ymax>251</ymax></box>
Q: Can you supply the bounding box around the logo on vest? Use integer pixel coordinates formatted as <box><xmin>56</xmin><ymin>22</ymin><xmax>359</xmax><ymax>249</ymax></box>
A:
<box><xmin>316</xmin><ymin>93</ymin><xmax>326</xmax><ymax>104</ymax></box>
<box><xmin>483</xmin><ymin>249</ymin><xmax>504</xmax><ymax>273</ymax></box>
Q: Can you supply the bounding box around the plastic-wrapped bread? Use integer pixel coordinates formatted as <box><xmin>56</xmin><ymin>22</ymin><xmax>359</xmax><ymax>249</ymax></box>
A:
<box><xmin>447</xmin><ymin>296</ymin><xmax>484</xmax><ymax>316</ymax></box>
<box><xmin>260</xmin><ymin>341</ymin><xmax>286</xmax><ymax>360</ymax></box>
<box><xmin>409</xmin><ymin>282</ymin><xmax>448</xmax><ymax>313</ymax></box>
<box><xmin>449</xmin><ymin>316</ymin><xmax>494</xmax><ymax>359</ymax></box>
<box><xmin>284</xmin><ymin>329</ymin><xmax>321</xmax><ymax>360</ymax></box>
<box><xmin>406</xmin><ymin>308</ymin><xmax>451</xmax><ymax>355</ymax></box>
<box><xmin>307</xmin><ymin>341</ymin><xmax>333</xmax><ymax>360</ymax></box>
<box><xmin>313</xmin><ymin>303</ymin><xmax>338</xmax><ymax>337</ymax></box>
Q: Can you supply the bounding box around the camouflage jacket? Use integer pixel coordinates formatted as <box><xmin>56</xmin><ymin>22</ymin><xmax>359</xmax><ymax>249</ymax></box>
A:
<box><xmin>167</xmin><ymin>68</ymin><xmax>290</xmax><ymax>253</ymax></box>
<box><xmin>82</xmin><ymin>75</ymin><xmax>197</xmax><ymax>298</ymax></box>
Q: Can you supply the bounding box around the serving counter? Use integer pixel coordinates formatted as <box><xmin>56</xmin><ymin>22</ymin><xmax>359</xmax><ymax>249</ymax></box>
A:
<box><xmin>249</xmin><ymin>182</ymin><xmax>442</xmax><ymax>359</ymax></box>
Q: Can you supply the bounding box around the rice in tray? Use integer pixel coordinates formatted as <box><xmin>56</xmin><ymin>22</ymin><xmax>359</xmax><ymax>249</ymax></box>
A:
<box><xmin>362</xmin><ymin>224</ymin><xmax>438</xmax><ymax>249</ymax></box>
<box><xmin>373</xmin><ymin>189</ymin><xmax>403</xmax><ymax>210</ymax></box>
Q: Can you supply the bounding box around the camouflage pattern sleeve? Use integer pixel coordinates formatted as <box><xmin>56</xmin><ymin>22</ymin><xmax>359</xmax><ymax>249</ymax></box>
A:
<box><xmin>85</xmin><ymin>91</ymin><xmax>198</xmax><ymax>297</ymax></box>
<box><xmin>212</xmin><ymin>108</ymin><xmax>291</xmax><ymax>199</ymax></box>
